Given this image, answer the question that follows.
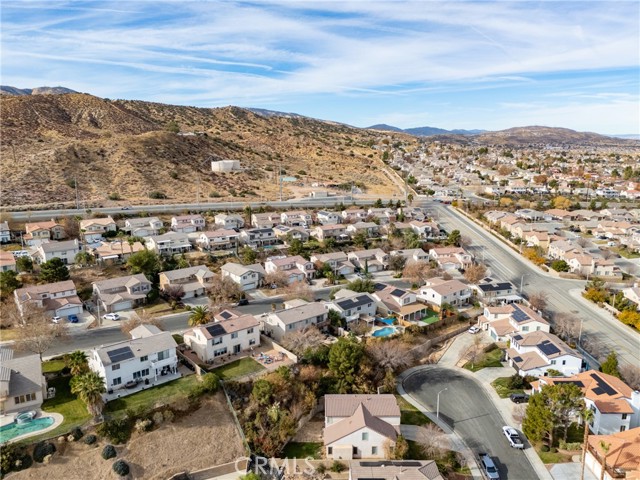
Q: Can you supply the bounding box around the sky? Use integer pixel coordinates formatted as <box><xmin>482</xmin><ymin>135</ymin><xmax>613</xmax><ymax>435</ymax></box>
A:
<box><xmin>1</xmin><ymin>1</ymin><xmax>639</xmax><ymax>135</ymax></box>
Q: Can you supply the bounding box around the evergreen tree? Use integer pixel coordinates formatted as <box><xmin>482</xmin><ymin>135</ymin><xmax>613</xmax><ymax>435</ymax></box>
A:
<box><xmin>600</xmin><ymin>352</ymin><xmax>621</xmax><ymax>378</ymax></box>
<box><xmin>39</xmin><ymin>258</ymin><xmax>70</xmax><ymax>283</ymax></box>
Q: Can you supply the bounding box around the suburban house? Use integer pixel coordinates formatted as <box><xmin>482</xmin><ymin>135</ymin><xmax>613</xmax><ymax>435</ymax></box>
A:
<box><xmin>505</xmin><ymin>330</ymin><xmax>583</xmax><ymax>377</ymax></box>
<box><xmin>0</xmin><ymin>221</ymin><xmax>10</xmax><ymax>243</ymax></box>
<box><xmin>316</xmin><ymin>210</ymin><xmax>341</xmax><ymax>225</ymax></box>
<box><xmin>623</xmin><ymin>283</ymin><xmax>640</xmax><ymax>308</ymax></box>
<box><xmin>145</xmin><ymin>232</ymin><xmax>192</xmax><ymax>255</ymax></box>
<box><xmin>310</xmin><ymin>252</ymin><xmax>355</xmax><ymax>276</ymax></box>
<box><xmin>123</xmin><ymin>217</ymin><xmax>163</xmax><ymax>237</ymax></box>
<box><xmin>239</xmin><ymin>228</ymin><xmax>277</xmax><ymax>248</ymax></box>
<box><xmin>214</xmin><ymin>213</ymin><xmax>245</xmax><ymax>230</ymax></box>
<box><xmin>348</xmin><ymin>249</ymin><xmax>389</xmax><ymax>273</ymax></box>
<box><xmin>79</xmin><ymin>216</ymin><xmax>117</xmax><ymax>243</ymax></box>
<box><xmin>324</xmin><ymin>394</ymin><xmax>400</xmax><ymax>460</ymax></box>
<box><xmin>32</xmin><ymin>239</ymin><xmax>81</xmax><ymax>265</ymax></box>
<box><xmin>473</xmin><ymin>278</ymin><xmax>520</xmax><ymax>305</ymax></box>
<box><xmin>390</xmin><ymin>248</ymin><xmax>430</xmax><ymax>264</ymax></box>
<box><xmin>93</xmin><ymin>241</ymin><xmax>145</xmax><ymax>264</ymax></box>
<box><xmin>14</xmin><ymin>280</ymin><xmax>83</xmax><ymax>320</ymax></box>
<box><xmin>548</xmin><ymin>240</ymin><xmax>581</xmax><ymax>260</ymax></box>
<box><xmin>341</xmin><ymin>209</ymin><xmax>368</xmax><ymax>222</ymax></box>
<box><xmin>326</xmin><ymin>289</ymin><xmax>378</xmax><ymax>323</ymax></box>
<box><xmin>184</xmin><ymin>314</ymin><xmax>260</xmax><ymax>363</ymax></box>
<box><xmin>221</xmin><ymin>262</ymin><xmax>266</xmax><ymax>291</ymax></box>
<box><xmin>196</xmin><ymin>229</ymin><xmax>239</xmax><ymax>251</ymax></box>
<box><xmin>251</xmin><ymin>212</ymin><xmax>280</xmax><ymax>228</ymax></box>
<box><xmin>88</xmin><ymin>324</ymin><xmax>178</xmax><ymax>398</ymax></box>
<box><xmin>0</xmin><ymin>348</ymin><xmax>46</xmax><ymax>415</ymax></box>
<box><xmin>265</xmin><ymin>255</ymin><xmax>315</xmax><ymax>282</ymax></box>
<box><xmin>170</xmin><ymin>214</ymin><xmax>206</xmax><ymax>233</ymax></box>
<box><xmin>260</xmin><ymin>300</ymin><xmax>328</xmax><ymax>341</ymax></box>
<box><xmin>478</xmin><ymin>303</ymin><xmax>550</xmax><ymax>342</ymax></box>
<box><xmin>273</xmin><ymin>225</ymin><xmax>310</xmax><ymax>243</ymax></box>
<box><xmin>417</xmin><ymin>278</ymin><xmax>472</xmax><ymax>308</ymax></box>
<box><xmin>409</xmin><ymin>220</ymin><xmax>440</xmax><ymax>238</ymax></box>
<box><xmin>23</xmin><ymin>220</ymin><xmax>66</xmax><ymax>246</ymax></box>
<box><xmin>372</xmin><ymin>283</ymin><xmax>431</xmax><ymax>322</ymax></box>
<box><xmin>349</xmin><ymin>460</ymin><xmax>443</xmax><ymax>480</ymax></box>
<box><xmin>402</xmin><ymin>206</ymin><xmax>427</xmax><ymax>222</ymax></box>
<box><xmin>367</xmin><ymin>208</ymin><xmax>396</xmax><ymax>224</ymax></box>
<box><xmin>159</xmin><ymin>265</ymin><xmax>215</xmax><ymax>299</ymax></box>
<box><xmin>313</xmin><ymin>224</ymin><xmax>348</xmax><ymax>242</ymax></box>
<box><xmin>584</xmin><ymin>428</ymin><xmax>640</xmax><ymax>480</ymax></box>
<box><xmin>428</xmin><ymin>246</ymin><xmax>472</xmax><ymax>271</ymax></box>
<box><xmin>534</xmin><ymin>371</ymin><xmax>640</xmax><ymax>435</ymax></box>
<box><xmin>0</xmin><ymin>251</ymin><xmax>16</xmax><ymax>272</ymax></box>
<box><xmin>280</xmin><ymin>210</ymin><xmax>312</xmax><ymax>227</ymax></box>
<box><xmin>347</xmin><ymin>222</ymin><xmax>379</xmax><ymax>238</ymax></box>
<box><xmin>93</xmin><ymin>274</ymin><xmax>153</xmax><ymax>313</ymax></box>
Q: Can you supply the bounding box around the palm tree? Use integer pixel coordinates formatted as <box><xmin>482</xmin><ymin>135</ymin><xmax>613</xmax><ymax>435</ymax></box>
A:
<box><xmin>64</xmin><ymin>350</ymin><xmax>88</xmax><ymax>375</ymax></box>
<box><xmin>70</xmin><ymin>371</ymin><xmax>106</xmax><ymax>418</ymax></box>
<box><xmin>598</xmin><ymin>441</ymin><xmax>611</xmax><ymax>480</ymax></box>
<box><xmin>188</xmin><ymin>305</ymin><xmax>209</xmax><ymax>326</ymax></box>
<box><xmin>580</xmin><ymin>407</ymin><xmax>594</xmax><ymax>480</ymax></box>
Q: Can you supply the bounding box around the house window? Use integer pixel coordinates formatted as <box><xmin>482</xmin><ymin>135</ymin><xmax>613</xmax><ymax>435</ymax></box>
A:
<box><xmin>371</xmin><ymin>446</ymin><xmax>378</xmax><ymax>455</ymax></box>
<box><xmin>158</xmin><ymin>350</ymin><xmax>170</xmax><ymax>361</ymax></box>
<box><xmin>140</xmin><ymin>356</ymin><xmax>148</xmax><ymax>362</ymax></box>
<box><xmin>562</xmin><ymin>360</ymin><xmax>566</xmax><ymax>365</ymax></box>
<box><xmin>214</xmin><ymin>347</ymin><xmax>228</xmax><ymax>357</ymax></box>
<box><xmin>249</xmin><ymin>339</ymin><xmax>256</xmax><ymax>346</ymax></box>
<box><xmin>620</xmin><ymin>426</ymin><xmax>627</xmax><ymax>432</ymax></box>
<box><xmin>113</xmin><ymin>377</ymin><xmax>122</xmax><ymax>386</ymax></box>
<box><xmin>247</xmin><ymin>328</ymin><xmax>254</xmax><ymax>334</ymax></box>
<box><xmin>327</xmin><ymin>447</ymin><xmax>333</xmax><ymax>455</ymax></box>
<box><xmin>362</xmin><ymin>432</ymin><xmax>369</xmax><ymax>441</ymax></box>
<box><xmin>213</xmin><ymin>337</ymin><xmax>223</xmax><ymax>345</ymax></box>
<box><xmin>14</xmin><ymin>393</ymin><xmax>36</xmax><ymax>404</ymax></box>
<box><xmin>550</xmin><ymin>360</ymin><xmax>556</xmax><ymax>365</ymax></box>
<box><xmin>622</xmin><ymin>414</ymin><xmax>628</xmax><ymax>420</ymax></box>
<box><xmin>112</xmin><ymin>364</ymin><xmax>120</xmax><ymax>371</ymax></box>
<box><xmin>231</xmin><ymin>332</ymin><xmax>238</xmax><ymax>339</ymax></box>
<box><xmin>522</xmin><ymin>326</ymin><xmax>529</xmax><ymax>332</ymax></box>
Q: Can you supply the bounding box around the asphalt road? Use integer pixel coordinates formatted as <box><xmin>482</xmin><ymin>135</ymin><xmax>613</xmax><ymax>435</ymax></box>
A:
<box><xmin>426</xmin><ymin>202</ymin><xmax>640</xmax><ymax>368</ymax></box>
<box><xmin>403</xmin><ymin>367</ymin><xmax>538</xmax><ymax>480</ymax></box>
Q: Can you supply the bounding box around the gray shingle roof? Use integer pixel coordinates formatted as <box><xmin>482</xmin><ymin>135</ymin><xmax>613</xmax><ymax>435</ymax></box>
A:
<box><xmin>325</xmin><ymin>394</ymin><xmax>400</xmax><ymax>418</ymax></box>
<box><xmin>94</xmin><ymin>328</ymin><xmax>176</xmax><ymax>366</ymax></box>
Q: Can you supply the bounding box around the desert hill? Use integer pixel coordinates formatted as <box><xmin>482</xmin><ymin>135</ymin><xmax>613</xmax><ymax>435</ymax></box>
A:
<box><xmin>471</xmin><ymin>126</ymin><xmax>636</xmax><ymax>146</ymax></box>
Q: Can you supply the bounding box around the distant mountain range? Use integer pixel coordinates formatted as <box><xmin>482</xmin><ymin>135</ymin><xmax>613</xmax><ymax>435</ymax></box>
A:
<box><xmin>367</xmin><ymin>123</ymin><xmax>485</xmax><ymax>136</ymax></box>
<box><xmin>0</xmin><ymin>85</ymin><xmax>78</xmax><ymax>96</ymax></box>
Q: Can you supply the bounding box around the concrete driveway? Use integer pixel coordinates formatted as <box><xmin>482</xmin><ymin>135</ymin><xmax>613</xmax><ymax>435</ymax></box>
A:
<box><xmin>403</xmin><ymin>366</ymin><xmax>540</xmax><ymax>480</ymax></box>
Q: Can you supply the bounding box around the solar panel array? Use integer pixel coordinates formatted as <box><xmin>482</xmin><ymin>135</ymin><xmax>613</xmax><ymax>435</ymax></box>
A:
<box><xmin>511</xmin><ymin>305</ymin><xmax>530</xmax><ymax>323</ymax></box>
<box><xmin>538</xmin><ymin>340</ymin><xmax>560</xmax><ymax>356</ymax></box>
<box><xmin>219</xmin><ymin>311</ymin><xmax>233</xmax><ymax>320</ymax></box>
<box><xmin>337</xmin><ymin>295</ymin><xmax>371</xmax><ymax>310</ymax></box>
<box><xmin>205</xmin><ymin>323</ymin><xmax>226</xmax><ymax>337</ymax></box>
<box><xmin>373</xmin><ymin>283</ymin><xmax>386</xmax><ymax>291</ymax></box>
<box><xmin>359</xmin><ymin>461</ymin><xmax>423</xmax><ymax>468</ymax></box>
<box><xmin>107</xmin><ymin>346</ymin><xmax>134</xmax><ymax>363</ymax></box>
<box><xmin>390</xmin><ymin>288</ymin><xmax>406</xmax><ymax>297</ymax></box>
<box><xmin>590</xmin><ymin>372</ymin><xmax>617</xmax><ymax>396</ymax></box>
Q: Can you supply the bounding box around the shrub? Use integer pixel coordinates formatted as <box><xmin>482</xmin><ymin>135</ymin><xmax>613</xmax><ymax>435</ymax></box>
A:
<box><xmin>540</xmin><ymin>445</ymin><xmax>550</xmax><ymax>452</ymax></box>
<box><xmin>550</xmin><ymin>447</ymin><xmax>558</xmax><ymax>453</ymax></box>
<box><xmin>97</xmin><ymin>418</ymin><xmax>132</xmax><ymax>444</ymax></box>
<box><xmin>84</xmin><ymin>434</ymin><xmax>97</xmax><ymax>445</ymax></box>
<box><xmin>112</xmin><ymin>459</ymin><xmax>130</xmax><ymax>476</ymax></box>
<box><xmin>108</xmin><ymin>192</ymin><xmax>122</xmax><ymax>201</ymax></box>
<box><xmin>102</xmin><ymin>444</ymin><xmax>117</xmax><ymax>460</ymax></box>
<box><xmin>162</xmin><ymin>410</ymin><xmax>174</xmax><ymax>423</ymax></box>
<box><xmin>70</xmin><ymin>426</ymin><xmax>84</xmax><ymax>440</ymax></box>
<box><xmin>330</xmin><ymin>461</ymin><xmax>346</xmax><ymax>473</ymax></box>
<box><xmin>134</xmin><ymin>418</ymin><xmax>153</xmax><ymax>433</ymax></box>
<box><xmin>1</xmin><ymin>444</ymin><xmax>17</xmax><ymax>475</ymax></box>
<box><xmin>316</xmin><ymin>463</ymin><xmax>326</xmax><ymax>474</ymax></box>
<box><xmin>152</xmin><ymin>411</ymin><xmax>164</xmax><ymax>425</ymax></box>
<box><xmin>201</xmin><ymin>372</ymin><xmax>220</xmax><ymax>393</ymax></box>
<box><xmin>149</xmin><ymin>191</ymin><xmax>167</xmax><ymax>199</ymax></box>
<box><xmin>33</xmin><ymin>442</ymin><xmax>56</xmax><ymax>463</ymax></box>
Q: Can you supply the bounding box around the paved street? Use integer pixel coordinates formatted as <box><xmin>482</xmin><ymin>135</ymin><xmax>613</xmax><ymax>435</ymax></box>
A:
<box><xmin>403</xmin><ymin>366</ymin><xmax>539</xmax><ymax>480</ymax></box>
<box><xmin>426</xmin><ymin>202</ymin><xmax>640</xmax><ymax>368</ymax></box>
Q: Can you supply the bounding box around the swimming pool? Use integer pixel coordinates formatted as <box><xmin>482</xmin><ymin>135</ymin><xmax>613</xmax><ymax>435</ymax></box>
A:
<box><xmin>0</xmin><ymin>417</ymin><xmax>54</xmax><ymax>444</ymax></box>
<box><xmin>372</xmin><ymin>327</ymin><xmax>398</xmax><ymax>338</ymax></box>
<box><xmin>378</xmin><ymin>317</ymin><xmax>395</xmax><ymax>325</ymax></box>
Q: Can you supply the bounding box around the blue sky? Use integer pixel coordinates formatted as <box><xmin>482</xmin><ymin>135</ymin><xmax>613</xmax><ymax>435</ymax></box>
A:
<box><xmin>2</xmin><ymin>1</ymin><xmax>639</xmax><ymax>134</ymax></box>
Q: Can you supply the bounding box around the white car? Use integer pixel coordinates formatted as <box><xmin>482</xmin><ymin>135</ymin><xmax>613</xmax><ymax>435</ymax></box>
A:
<box><xmin>103</xmin><ymin>313</ymin><xmax>121</xmax><ymax>321</ymax></box>
<box><xmin>503</xmin><ymin>426</ymin><xmax>524</xmax><ymax>449</ymax></box>
<box><xmin>51</xmin><ymin>316</ymin><xmax>62</xmax><ymax>324</ymax></box>
<box><xmin>468</xmin><ymin>326</ymin><xmax>481</xmax><ymax>334</ymax></box>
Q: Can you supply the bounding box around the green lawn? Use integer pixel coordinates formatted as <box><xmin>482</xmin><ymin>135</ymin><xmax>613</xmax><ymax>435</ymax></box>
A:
<box><xmin>105</xmin><ymin>374</ymin><xmax>199</xmax><ymax>417</ymax></box>
<box><xmin>213</xmin><ymin>357</ymin><xmax>266</xmax><ymax>380</ymax></box>
<box><xmin>421</xmin><ymin>311</ymin><xmax>440</xmax><ymax>325</ymax></box>
<box><xmin>464</xmin><ymin>347</ymin><xmax>503</xmax><ymax>372</ymax></box>
<box><xmin>614</xmin><ymin>247</ymin><xmax>640</xmax><ymax>259</ymax></box>
<box><xmin>396</xmin><ymin>395</ymin><xmax>432</xmax><ymax>426</ymax></box>
<box><xmin>42</xmin><ymin>358</ymin><xmax>66</xmax><ymax>374</ymax></box>
<box><xmin>536</xmin><ymin>446</ymin><xmax>573</xmax><ymax>464</ymax></box>
<box><xmin>491</xmin><ymin>377</ymin><xmax>524</xmax><ymax>398</ymax></box>
<box><xmin>281</xmin><ymin>442</ymin><xmax>322</xmax><ymax>459</ymax></box>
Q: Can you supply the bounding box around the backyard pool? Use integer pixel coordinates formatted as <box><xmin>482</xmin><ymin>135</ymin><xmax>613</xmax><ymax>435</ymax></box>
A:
<box><xmin>378</xmin><ymin>317</ymin><xmax>395</xmax><ymax>325</ymax></box>
<box><xmin>0</xmin><ymin>416</ymin><xmax>55</xmax><ymax>443</ymax></box>
<box><xmin>372</xmin><ymin>327</ymin><xmax>398</xmax><ymax>338</ymax></box>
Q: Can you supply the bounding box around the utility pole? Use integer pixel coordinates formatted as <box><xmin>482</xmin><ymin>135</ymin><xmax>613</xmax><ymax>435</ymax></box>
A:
<box><xmin>74</xmin><ymin>176</ymin><xmax>79</xmax><ymax>210</ymax></box>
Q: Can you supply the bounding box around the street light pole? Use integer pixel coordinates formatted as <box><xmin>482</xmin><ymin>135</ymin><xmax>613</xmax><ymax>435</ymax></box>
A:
<box><xmin>578</xmin><ymin>317</ymin><xmax>584</xmax><ymax>349</ymax></box>
<box><xmin>436</xmin><ymin>387</ymin><xmax>448</xmax><ymax>420</ymax></box>
<box><xmin>520</xmin><ymin>274</ymin><xmax>528</xmax><ymax>294</ymax></box>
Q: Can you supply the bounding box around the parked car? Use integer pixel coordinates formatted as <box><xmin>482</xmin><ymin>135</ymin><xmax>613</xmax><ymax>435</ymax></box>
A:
<box><xmin>478</xmin><ymin>453</ymin><xmax>500</xmax><ymax>480</ymax></box>
<box><xmin>103</xmin><ymin>313</ymin><xmax>121</xmax><ymax>321</ymax></box>
<box><xmin>509</xmin><ymin>393</ymin><xmax>530</xmax><ymax>404</ymax></box>
<box><xmin>468</xmin><ymin>326</ymin><xmax>481</xmax><ymax>334</ymax></box>
<box><xmin>51</xmin><ymin>316</ymin><xmax>61</xmax><ymax>324</ymax></box>
<box><xmin>68</xmin><ymin>314</ymin><xmax>79</xmax><ymax>323</ymax></box>
<box><xmin>502</xmin><ymin>426</ymin><xmax>525</xmax><ymax>449</ymax></box>
<box><xmin>237</xmin><ymin>298</ymin><xmax>249</xmax><ymax>306</ymax></box>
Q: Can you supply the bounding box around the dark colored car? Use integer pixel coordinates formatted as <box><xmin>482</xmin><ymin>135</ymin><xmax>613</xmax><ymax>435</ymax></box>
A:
<box><xmin>68</xmin><ymin>314</ymin><xmax>79</xmax><ymax>323</ymax></box>
<box><xmin>510</xmin><ymin>393</ymin><xmax>530</xmax><ymax>404</ymax></box>
<box><xmin>237</xmin><ymin>298</ymin><xmax>249</xmax><ymax>306</ymax></box>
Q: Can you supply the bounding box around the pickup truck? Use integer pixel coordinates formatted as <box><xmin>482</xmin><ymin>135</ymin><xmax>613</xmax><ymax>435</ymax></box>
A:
<box><xmin>478</xmin><ymin>453</ymin><xmax>500</xmax><ymax>480</ymax></box>
<box><xmin>503</xmin><ymin>426</ymin><xmax>525</xmax><ymax>449</ymax></box>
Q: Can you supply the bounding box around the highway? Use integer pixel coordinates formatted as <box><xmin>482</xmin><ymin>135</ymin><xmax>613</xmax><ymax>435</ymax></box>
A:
<box><xmin>426</xmin><ymin>202</ymin><xmax>640</xmax><ymax>368</ymax></box>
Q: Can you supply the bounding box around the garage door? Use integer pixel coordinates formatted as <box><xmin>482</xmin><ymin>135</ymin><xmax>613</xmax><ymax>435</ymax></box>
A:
<box><xmin>243</xmin><ymin>282</ymin><xmax>257</xmax><ymax>291</ymax></box>
<box><xmin>111</xmin><ymin>301</ymin><xmax>133</xmax><ymax>312</ymax></box>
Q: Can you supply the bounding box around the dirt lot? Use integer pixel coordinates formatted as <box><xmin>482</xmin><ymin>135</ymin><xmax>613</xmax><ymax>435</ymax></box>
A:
<box><xmin>9</xmin><ymin>393</ymin><xmax>245</xmax><ymax>480</ymax></box>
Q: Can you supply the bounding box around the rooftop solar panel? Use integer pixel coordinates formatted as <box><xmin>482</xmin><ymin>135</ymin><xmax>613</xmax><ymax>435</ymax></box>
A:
<box><xmin>538</xmin><ymin>340</ymin><xmax>561</xmax><ymax>356</ymax></box>
<box><xmin>107</xmin><ymin>346</ymin><xmax>134</xmax><ymax>363</ymax></box>
<box><xmin>511</xmin><ymin>305</ymin><xmax>530</xmax><ymax>323</ymax></box>
<box><xmin>219</xmin><ymin>311</ymin><xmax>233</xmax><ymax>320</ymax></box>
<box><xmin>590</xmin><ymin>372</ymin><xmax>617</xmax><ymax>396</ymax></box>
<box><xmin>205</xmin><ymin>323</ymin><xmax>226</xmax><ymax>337</ymax></box>
<box><xmin>390</xmin><ymin>288</ymin><xmax>406</xmax><ymax>297</ymax></box>
<box><xmin>373</xmin><ymin>283</ymin><xmax>386</xmax><ymax>291</ymax></box>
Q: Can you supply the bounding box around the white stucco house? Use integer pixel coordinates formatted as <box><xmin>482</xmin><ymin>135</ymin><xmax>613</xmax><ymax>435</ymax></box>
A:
<box><xmin>0</xmin><ymin>347</ymin><xmax>46</xmax><ymax>415</ymax></box>
<box><xmin>221</xmin><ymin>262</ymin><xmax>266</xmax><ymax>291</ymax></box>
<box><xmin>184</xmin><ymin>314</ymin><xmax>260</xmax><ymax>362</ymax></box>
<box><xmin>417</xmin><ymin>278</ymin><xmax>472</xmax><ymax>307</ymax></box>
<box><xmin>505</xmin><ymin>330</ymin><xmax>583</xmax><ymax>377</ymax></box>
<box><xmin>326</xmin><ymin>290</ymin><xmax>378</xmax><ymax>323</ymax></box>
<box><xmin>14</xmin><ymin>280</ymin><xmax>83</xmax><ymax>320</ymax></box>
<box><xmin>260</xmin><ymin>300</ymin><xmax>328</xmax><ymax>341</ymax></box>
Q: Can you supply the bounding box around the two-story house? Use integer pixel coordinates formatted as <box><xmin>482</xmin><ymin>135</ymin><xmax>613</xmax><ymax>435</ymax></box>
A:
<box><xmin>534</xmin><ymin>371</ymin><xmax>640</xmax><ymax>435</ymax></box>
<box><xmin>310</xmin><ymin>252</ymin><xmax>355</xmax><ymax>276</ymax></box>
<box><xmin>239</xmin><ymin>228</ymin><xmax>277</xmax><ymax>248</ymax></box>
<box><xmin>417</xmin><ymin>278</ymin><xmax>472</xmax><ymax>308</ymax></box>
<box><xmin>473</xmin><ymin>278</ymin><xmax>520</xmax><ymax>305</ymax></box>
<box><xmin>32</xmin><ymin>239</ymin><xmax>81</xmax><ymax>265</ymax></box>
<box><xmin>409</xmin><ymin>220</ymin><xmax>440</xmax><ymax>238</ymax></box>
<box><xmin>428</xmin><ymin>246</ymin><xmax>473</xmax><ymax>271</ymax></box>
<box><xmin>93</xmin><ymin>241</ymin><xmax>146</xmax><ymax>264</ymax></box>
<box><xmin>265</xmin><ymin>255</ymin><xmax>315</xmax><ymax>283</ymax></box>
<box><xmin>478</xmin><ymin>303</ymin><xmax>550</xmax><ymax>341</ymax></box>
<box><xmin>93</xmin><ymin>274</ymin><xmax>152</xmax><ymax>313</ymax></box>
<box><xmin>221</xmin><ymin>262</ymin><xmax>266</xmax><ymax>291</ymax></box>
<box><xmin>145</xmin><ymin>232</ymin><xmax>192</xmax><ymax>255</ymax></box>
<box><xmin>505</xmin><ymin>330</ymin><xmax>583</xmax><ymax>377</ymax></box>
<box><xmin>280</xmin><ymin>210</ymin><xmax>312</xmax><ymax>227</ymax></box>
<box><xmin>196</xmin><ymin>229</ymin><xmax>239</xmax><ymax>251</ymax></box>
<box><xmin>341</xmin><ymin>209</ymin><xmax>368</xmax><ymax>223</ymax></box>
<box><xmin>273</xmin><ymin>225</ymin><xmax>310</xmax><ymax>244</ymax></box>
<box><xmin>14</xmin><ymin>280</ymin><xmax>83</xmax><ymax>319</ymax></box>
<box><xmin>251</xmin><ymin>212</ymin><xmax>280</xmax><ymax>228</ymax></box>
<box><xmin>316</xmin><ymin>210</ymin><xmax>341</xmax><ymax>225</ymax></box>
<box><xmin>214</xmin><ymin>213</ymin><xmax>245</xmax><ymax>230</ymax></box>
<box><xmin>184</xmin><ymin>314</ymin><xmax>260</xmax><ymax>362</ymax></box>
<box><xmin>585</xmin><ymin>428</ymin><xmax>640</xmax><ymax>480</ymax></box>
<box><xmin>390</xmin><ymin>248</ymin><xmax>429</xmax><ymax>265</ymax></box>
<box><xmin>326</xmin><ymin>290</ymin><xmax>377</xmax><ymax>323</ymax></box>
<box><xmin>347</xmin><ymin>249</ymin><xmax>389</xmax><ymax>273</ymax></box>
<box><xmin>260</xmin><ymin>300</ymin><xmax>328</xmax><ymax>341</ymax></box>
<box><xmin>372</xmin><ymin>283</ymin><xmax>430</xmax><ymax>322</ymax></box>
<box><xmin>324</xmin><ymin>394</ymin><xmax>400</xmax><ymax>460</ymax></box>
<box><xmin>0</xmin><ymin>347</ymin><xmax>46</xmax><ymax>414</ymax></box>
<box><xmin>350</xmin><ymin>460</ymin><xmax>443</xmax><ymax>480</ymax></box>
<box><xmin>401</xmin><ymin>207</ymin><xmax>426</xmax><ymax>222</ymax></box>
<box><xmin>0</xmin><ymin>221</ymin><xmax>11</xmax><ymax>243</ymax></box>
<box><xmin>23</xmin><ymin>220</ymin><xmax>66</xmax><ymax>246</ymax></box>
<box><xmin>159</xmin><ymin>265</ymin><xmax>215</xmax><ymax>299</ymax></box>
<box><xmin>123</xmin><ymin>216</ymin><xmax>164</xmax><ymax>237</ymax></box>
<box><xmin>88</xmin><ymin>324</ymin><xmax>178</xmax><ymax>398</ymax></box>
<box><xmin>79</xmin><ymin>216</ymin><xmax>117</xmax><ymax>243</ymax></box>
<box><xmin>313</xmin><ymin>224</ymin><xmax>348</xmax><ymax>242</ymax></box>
<box><xmin>0</xmin><ymin>251</ymin><xmax>16</xmax><ymax>272</ymax></box>
<box><xmin>367</xmin><ymin>208</ymin><xmax>396</xmax><ymax>225</ymax></box>
<box><xmin>170</xmin><ymin>214</ymin><xmax>206</xmax><ymax>233</ymax></box>
<box><xmin>347</xmin><ymin>222</ymin><xmax>380</xmax><ymax>238</ymax></box>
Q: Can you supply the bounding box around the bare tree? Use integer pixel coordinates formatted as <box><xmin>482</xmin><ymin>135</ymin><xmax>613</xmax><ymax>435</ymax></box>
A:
<box><xmin>600</xmin><ymin>249</ymin><xmax>614</xmax><ymax>260</ymax></box>
<box><xmin>465</xmin><ymin>334</ymin><xmax>484</xmax><ymax>369</ymax></box>
<box><xmin>366</xmin><ymin>339</ymin><xmax>411</xmax><ymax>373</ymax></box>
<box><xmin>553</xmin><ymin>313</ymin><xmax>581</xmax><ymax>344</ymax></box>
<box><xmin>15</xmin><ymin>305</ymin><xmax>68</xmax><ymax>360</ymax></box>
<box><xmin>464</xmin><ymin>263</ymin><xmax>488</xmax><ymax>284</ymax></box>
<box><xmin>459</xmin><ymin>235</ymin><xmax>473</xmax><ymax>249</ymax></box>
<box><xmin>163</xmin><ymin>285</ymin><xmax>185</xmax><ymax>303</ymax></box>
<box><xmin>620</xmin><ymin>365</ymin><xmax>640</xmax><ymax>391</ymax></box>
<box><xmin>282</xmin><ymin>280</ymin><xmax>314</xmax><ymax>302</ymax></box>
<box><xmin>120</xmin><ymin>310</ymin><xmax>165</xmax><ymax>335</ymax></box>
<box><xmin>282</xmin><ymin>326</ymin><xmax>325</xmax><ymax>355</ymax></box>
<box><xmin>576</xmin><ymin>237</ymin><xmax>589</xmax><ymax>248</ymax></box>
<box><xmin>208</xmin><ymin>276</ymin><xmax>242</xmax><ymax>305</ymax></box>
<box><xmin>417</xmin><ymin>423</ymin><xmax>450</xmax><ymax>458</ymax></box>
<box><xmin>263</xmin><ymin>271</ymin><xmax>289</xmax><ymax>289</ymax></box>
<box><xmin>402</xmin><ymin>261</ymin><xmax>441</xmax><ymax>285</ymax></box>
<box><xmin>528</xmin><ymin>291</ymin><xmax>549</xmax><ymax>312</ymax></box>
<box><xmin>62</xmin><ymin>216</ymin><xmax>80</xmax><ymax>239</ymax></box>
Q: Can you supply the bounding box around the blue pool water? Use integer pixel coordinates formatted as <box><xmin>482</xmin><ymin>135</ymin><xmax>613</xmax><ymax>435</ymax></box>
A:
<box><xmin>379</xmin><ymin>317</ymin><xmax>395</xmax><ymax>325</ymax></box>
<box><xmin>0</xmin><ymin>417</ymin><xmax>54</xmax><ymax>443</ymax></box>
<box><xmin>372</xmin><ymin>327</ymin><xmax>397</xmax><ymax>337</ymax></box>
